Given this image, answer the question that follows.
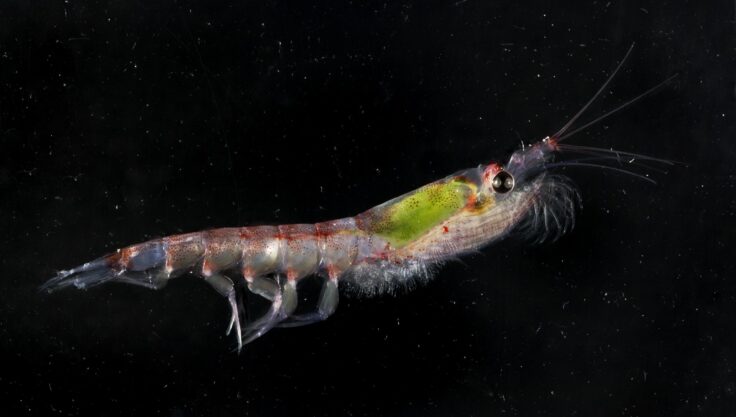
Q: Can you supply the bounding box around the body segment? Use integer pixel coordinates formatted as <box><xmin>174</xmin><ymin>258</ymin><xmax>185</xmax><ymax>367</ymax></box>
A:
<box><xmin>42</xmin><ymin>46</ymin><xmax>672</xmax><ymax>350</ymax></box>
<box><xmin>42</xmin><ymin>165</ymin><xmax>546</xmax><ymax>348</ymax></box>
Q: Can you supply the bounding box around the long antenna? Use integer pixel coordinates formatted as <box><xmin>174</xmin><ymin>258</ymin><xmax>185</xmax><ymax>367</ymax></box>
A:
<box><xmin>557</xmin><ymin>74</ymin><xmax>678</xmax><ymax>142</ymax></box>
<box><xmin>551</xmin><ymin>43</ymin><xmax>635</xmax><ymax>140</ymax></box>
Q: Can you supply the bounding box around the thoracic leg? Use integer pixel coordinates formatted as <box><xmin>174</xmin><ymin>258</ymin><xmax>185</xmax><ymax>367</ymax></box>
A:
<box><xmin>241</xmin><ymin>276</ymin><xmax>298</xmax><ymax>345</ymax></box>
<box><xmin>203</xmin><ymin>273</ymin><xmax>243</xmax><ymax>351</ymax></box>
<box><xmin>246</xmin><ymin>275</ymin><xmax>279</xmax><ymax>302</ymax></box>
<box><xmin>279</xmin><ymin>277</ymin><xmax>339</xmax><ymax>328</ymax></box>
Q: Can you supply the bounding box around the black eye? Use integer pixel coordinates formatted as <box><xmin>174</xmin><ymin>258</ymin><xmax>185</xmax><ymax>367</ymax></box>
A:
<box><xmin>491</xmin><ymin>170</ymin><xmax>514</xmax><ymax>193</ymax></box>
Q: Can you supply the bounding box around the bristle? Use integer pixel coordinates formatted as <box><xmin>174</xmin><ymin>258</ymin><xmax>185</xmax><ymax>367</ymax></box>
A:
<box><xmin>341</xmin><ymin>260</ymin><xmax>438</xmax><ymax>298</ymax></box>
<box><xmin>516</xmin><ymin>175</ymin><xmax>581</xmax><ymax>243</ymax></box>
<box><xmin>40</xmin><ymin>257</ymin><xmax>117</xmax><ymax>292</ymax></box>
<box><xmin>544</xmin><ymin>161</ymin><xmax>658</xmax><ymax>184</ymax></box>
<box><xmin>557</xmin><ymin>144</ymin><xmax>676</xmax><ymax>165</ymax></box>
<box><xmin>41</xmin><ymin>241</ymin><xmax>172</xmax><ymax>293</ymax></box>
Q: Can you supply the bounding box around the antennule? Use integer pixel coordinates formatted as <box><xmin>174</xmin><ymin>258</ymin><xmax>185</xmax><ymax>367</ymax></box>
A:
<box><xmin>551</xmin><ymin>43</ymin><xmax>636</xmax><ymax>139</ymax></box>
<box><xmin>557</xmin><ymin>74</ymin><xmax>679</xmax><ymax>142</ymax></box>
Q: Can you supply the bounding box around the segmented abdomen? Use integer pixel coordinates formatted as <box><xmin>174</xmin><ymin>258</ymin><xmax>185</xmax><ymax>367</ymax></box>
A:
<box><xmin>106</xmin><ymin>217</ymin><xmax>371</xmax><ymax>285</ymax></box>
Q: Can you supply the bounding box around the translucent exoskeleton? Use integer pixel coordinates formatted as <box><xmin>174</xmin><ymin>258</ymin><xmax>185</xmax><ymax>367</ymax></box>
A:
<box><xmin>41</xmin><ymin>45</ymin><xmax>676</xmax><ymax>351</ymax></box>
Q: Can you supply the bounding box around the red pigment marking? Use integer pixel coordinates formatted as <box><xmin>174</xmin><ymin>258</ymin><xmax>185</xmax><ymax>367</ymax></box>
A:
<box><xmin>326</xmin><ymin>264</ymin><xmax>339</xmax><ymax>280</ymax></box>
<box><xmin>465</xmin><ymin>193</ymin><xmax>477</xmax><ymax>208</ymax></box>
<box><xmin>353</xmin><ymin>214</ymin><xmax>367</xmax><ymax>231</ymax></box>
<box><xmin>484</xmin><ymin>163</ymin><xmax>502</xmax><ymax>178</ymax></box>
<box><xmin>546</xmin><ymin>136</ymin><xmax>559</xmax><ymax>150</ymax></box>
<box><xmin>242</xmin><ymin>266</ymin><xmax>255</xmax><ymax>280</ymax></box>
<box><xmin>442</xmin><ymin>226</ymin><xmax>449</xmax><ymax>233</ymax></box>
<box><xmin>118</xmin><ymin>247</ymin><xmax>132</xmax><ymax>267</ymax></box>
<box><xmin>106</xmin><ymin>251</ymin><xmax>122</xmax><ymax>267</ymax></box>
<box><xmin>314</xmin><ymin>223</ymin><xmax>335</xmax><ymax>239</ymax></box>
<box><xmin>202</xmin><ymin>259</ymin><xmax>214</xmax><ymax>276</ymax></box>
<box><xmin>280</xmin><ymin>233</ymin><xmax>297</xmax><ymax>242</ymax></box>
<box><xmin>162</xmin><ymin>239</ymin><xmax>175</xmax><ymax>270</ymax></box>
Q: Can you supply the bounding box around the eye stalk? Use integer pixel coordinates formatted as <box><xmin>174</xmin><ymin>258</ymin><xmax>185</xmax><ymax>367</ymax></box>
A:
<box><xmin>491</xmin><ymin>170</ymin><xmax>514</xmax><ymax>194</ymax></box>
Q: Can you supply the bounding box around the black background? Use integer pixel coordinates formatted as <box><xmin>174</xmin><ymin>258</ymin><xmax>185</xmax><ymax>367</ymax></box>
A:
<box><xmin>1</xmin><ymin>1</ymin><xmax>735</xmax><ymax>416</ymax></box>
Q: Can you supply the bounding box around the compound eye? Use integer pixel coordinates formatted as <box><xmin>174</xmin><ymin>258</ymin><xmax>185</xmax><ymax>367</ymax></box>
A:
<box><xmin>491</xmin><ymin>170</ymin><xmax>514</xmax><ymax>194</ymax></box>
